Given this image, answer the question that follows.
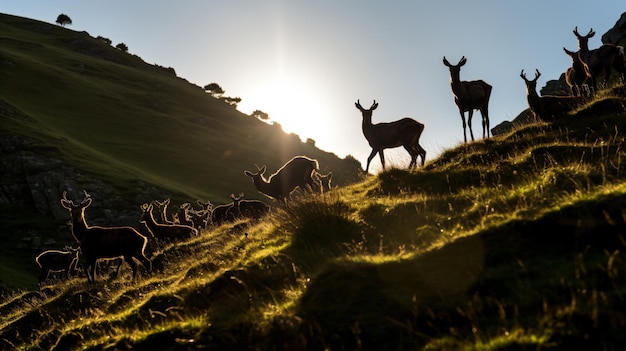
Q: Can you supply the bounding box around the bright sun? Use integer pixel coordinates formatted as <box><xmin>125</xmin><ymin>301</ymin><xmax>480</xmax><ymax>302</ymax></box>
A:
<box><xmin>239</xmin><ymin>76</ymin><xmax>331</xmax><ymax>146</ymax></box>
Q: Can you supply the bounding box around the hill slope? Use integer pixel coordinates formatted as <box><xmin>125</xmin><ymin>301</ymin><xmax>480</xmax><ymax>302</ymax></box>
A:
<box><xmin>2</xmin><ymin>86</ymin><xmax>626</xmax><ymax>350</ymax></box>
<box><xmin>0</xmin><ymin>13</ymin><xmax>363</xmax><ymax>290</ymax></box>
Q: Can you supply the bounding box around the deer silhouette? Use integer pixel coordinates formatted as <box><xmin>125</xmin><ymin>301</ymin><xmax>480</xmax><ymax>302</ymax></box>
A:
<box><xmin>443</xmin><ymin>56</ymin><xmax>492</xmax><ymax>143</ymax></box>
<box><xmin>355</xmin><ymin>100</ymin><xmax>426</xmax><ymax>173</ymax></box>
<box><xmin>244</xmin><ymin>156</ymin><xmax>320</xmax><ymax>202</ymax></box>
<box><xmin>520</xmin><ymin>69</ymin><xmax>584</xmax><ymax>122</ymax></box>
<box><xmin>61</xmin><ymin>191</ymin><xmax>151</xmax><ymax>283</ymax></box>
<box><xmin>563</xmin><ymin>47</ymin><xmax>589</xmax><ymax>97</ymax></box>
<box><xmin>573</xmin><ymin>27</ymin><xmax>626</xmax><ymax>91</ymax></box>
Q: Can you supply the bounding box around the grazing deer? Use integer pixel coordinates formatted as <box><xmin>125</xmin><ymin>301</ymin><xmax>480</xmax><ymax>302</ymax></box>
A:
<box><xmin>60</xmin><ymin>191</ymin><xmax>152</xmax><ymax>283</ymax></box>
<box><xmin>520</xmin><ymin>69</ymin><xmax>584</xmax><ymax>121</ymax></box>
<box><xmin>443</xmin><ymin>56</ymin><xmax>492</xmax><ymax>143</ymax></box>
<box><xmin>244</xmin><ymin>156</ymin><xmax>320</xmax><ymax>202</ymax></box>
<box><xmin>355</xmin><ymin>100</ymin><xmax>426</xmax><ymax>173</ymax></box>
<box><xmin>211</xmin><ymin>200</ymin><xmax>236</xmax><ymax>226</ymax></box>
<box><xmin>563</xmin><ymin>47</ymin><xmax>589</xmax><ymax>97</ymax></box>
<box><xmin>573</xmin><ymin>27</ymin><xmax>626</xmax><ymax>91</ymax></box>
<box><xmin>139</xmin><ymin>203</ymin><xmax>198</xmax><ymax>243</ymax></box>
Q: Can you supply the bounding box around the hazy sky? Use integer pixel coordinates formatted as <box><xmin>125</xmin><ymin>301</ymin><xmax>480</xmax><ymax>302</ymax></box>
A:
<box><xmin>3</xmin><ymin>2</ymin><xmax>624</xmax><ymax>172</ymax></box>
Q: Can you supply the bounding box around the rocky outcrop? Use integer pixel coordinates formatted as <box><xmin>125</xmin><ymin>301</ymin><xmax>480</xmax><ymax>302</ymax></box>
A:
<box><xmin>0</xmin><ymin>129</ymin><xmax>173</xmax><ymax>227</ymax></box>
<box><xmin>602</xmin><ymin>12</ymin><xmax>626</xmax><ymax>45</ymax></box>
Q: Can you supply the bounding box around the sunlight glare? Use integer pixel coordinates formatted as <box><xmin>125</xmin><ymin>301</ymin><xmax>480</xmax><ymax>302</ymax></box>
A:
<box><xmin>240</xmin><ymin>76</ymin><xmax>332</xmax><ymax>147</ymax></box>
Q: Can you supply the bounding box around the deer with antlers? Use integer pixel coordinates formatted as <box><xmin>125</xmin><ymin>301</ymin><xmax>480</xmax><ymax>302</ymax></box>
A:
<box><xmin>573</xmin><ymin>27</ymin><xmax>626</xmax><ymax>92</ymax></box>
<box><xmin>520</xmin><ymin>69</ymin><xmax>584</xmax><ymax>122</ymax></box>
<box><xmin>443</xmin><ymin>56</ymin><xmax>492</xmax><ymax>143</ymax></box>
<box><xmin>355</xmin><ymin>100</ymin><xmax>426</xmax><ymax>173</ymax></box>
<box><xmin>61</xmin><ymin>191</ymin><xmax>152</xmax><ymax>283</ymax></box>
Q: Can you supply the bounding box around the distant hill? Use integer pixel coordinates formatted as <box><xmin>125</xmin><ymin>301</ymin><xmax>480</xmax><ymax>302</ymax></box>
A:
<box><xmin>0</xmin><ymin>13</ymin><xmax>363</xmax><ymax>290</ymax></box>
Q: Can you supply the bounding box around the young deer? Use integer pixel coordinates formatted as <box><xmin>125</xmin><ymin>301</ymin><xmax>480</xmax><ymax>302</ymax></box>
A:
<box><xmin>244</xmin><ymin>156</ymin><xmax>320</xmax><ymax>202</ymax></box>
<box><xmin>443</xmin><ymin>56</ymin><xmax>492</xmax><ymax>143</ymax></box>
<box><xmin>60</xmin><ymin>191</ymin><xmax>152</xmax><ymax>283</ymax></box>
<box><xmin>573</xmin><ymin>27</ymin><xmax>626</xmax><ymax>91</ymax></box>
<box><xmin>35</xmin><ymin>246</ymin><xmax>80</xmax><ymax>284</ymax></box>
<box><xmin>563</xmin><ymin>47</ymin><xmax>589</xmax><ymax>97</ymax></box>
<box><xmin>355</xmin><ymin>100</ymin><xmax>426</xmax><ymax>173</ymax></box>
<box><xmin>520</xmin><ymin>69</ymin><xmax>584</xmax><ymax>122</ymax></box>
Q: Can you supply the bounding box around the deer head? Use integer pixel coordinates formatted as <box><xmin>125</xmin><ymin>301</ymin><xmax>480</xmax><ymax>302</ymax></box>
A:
<box><xmin>573</xmin><ymin>27</ymin><xmax>595</xmax><ymax>51</ymax></box>
<box><xmin>520</xmin><ymin>69</ymin><xmax>541</xmax><ymax>90</ymax></box>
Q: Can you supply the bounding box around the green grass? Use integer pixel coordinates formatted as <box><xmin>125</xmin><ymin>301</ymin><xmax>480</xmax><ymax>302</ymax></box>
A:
<box><xmin>4</xmin><ymin>89</ymin><xmax>625</xmax><ymax>349</ymax></box>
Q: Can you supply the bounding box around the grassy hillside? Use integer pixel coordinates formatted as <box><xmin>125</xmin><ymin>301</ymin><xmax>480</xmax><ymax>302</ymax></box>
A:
<box><xmin>0</xmin><ymin>13</ymin><xmax>362</xmax><ymax>201</ymax></box>
<box><xmin>2</xmin><ymin>85</ymin><xmax>626</xmax><ymax>350</ymax></box>
<box><xmin>0</xmin><ymin>13</ymin><xmax>363</xmax><ymax>291</ymax></box>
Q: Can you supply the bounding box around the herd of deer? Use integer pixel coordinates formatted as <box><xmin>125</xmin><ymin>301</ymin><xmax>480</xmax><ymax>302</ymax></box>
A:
<box><xmin>356</xmin><ymin>27</ymin><xmax>626</xmax><ymax>173</ymax></box>
<box><xmin>36</xmin><ymin>156</ymin><xmax>334</xmax><ymax>285</ymax></box>
<box><xmin>34</xmin><ymin>28</ymin><xmax>624</xmax><ymax>286</ymax></box>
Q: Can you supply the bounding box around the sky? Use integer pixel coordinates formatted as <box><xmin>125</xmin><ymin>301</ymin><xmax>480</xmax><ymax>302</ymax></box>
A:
<box><xmin>3</xmin><ymin>1</ymin><xmax>625</xmax><ymax>173</ymax></box>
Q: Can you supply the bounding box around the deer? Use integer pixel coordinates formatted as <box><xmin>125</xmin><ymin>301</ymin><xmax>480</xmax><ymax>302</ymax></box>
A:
<box><xmin>573</xmin><ymin>27</ymin><xmax>626</xmax><ymax>92</ymax></box>
<box><xmin>244</xmin><ymin>155</ymin><xmax>320</xmax><ymax>202</ymax></box>
<box><xmin>563</xmin><ymin>47</ymin><xmax>589</xmax><ymax>97</ymax></box>
<box><xmin>60</xmin><ymin>191</ymin><xmax>152</xmax><ymax>283</ymax></box>
<box><xmin>520</xmin><ymin>69</ymin><xmax>584</xmax><ymax>122</ymax></box>
<box><xmin>312</xmin><ymin>170</ymin><xmax>333</xmax><ymax>193</ymax></box>
<box><xmin>151</xmin><ymin>198</ymin><xmax>174</xmax><ymax>225</ymax></box>
<box><xmin>35</xmin><ymin>246</ymin><xmax>80</xmax><ymax>284</ymax></box>
<box><xmin>443</xmin><ymin>56</ymin><xmax>492</xmax><ymax>143</ymax></box>
<box><xmin>139</xmin><ymin>203</ymin><xmax>198</xmax><ymax>243</ymax></box>
<box><xmin>355</xmin><ymin>100</ymin><xmax>426</xmax><ymax>173</ymax></box>
<box><xmin>176</xmin><ymin>203</ymin><xmax>195</xmax><ymax>227</ymax></box>
<box><xmin>225</xmin><ymin>193</ymin><xmax>271</xmax><ymax>221</ymax></box>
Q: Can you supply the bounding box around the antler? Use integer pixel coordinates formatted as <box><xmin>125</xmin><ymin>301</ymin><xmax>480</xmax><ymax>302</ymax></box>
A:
<box><xmin>534</xmin><ymin>69</ymin><xmax>541</xmax><ymax>80</ymax></box>
<box><xmin>573</xmin><ymin>26</ymin><xmax>595</xmax><ymax>38</ymax></box>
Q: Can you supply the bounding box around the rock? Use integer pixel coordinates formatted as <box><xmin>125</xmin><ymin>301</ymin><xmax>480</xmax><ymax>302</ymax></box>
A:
<box><xmin>602</xmin><ymin>12</ymin><xmax>626</xmax><ymax>45</ymax></box>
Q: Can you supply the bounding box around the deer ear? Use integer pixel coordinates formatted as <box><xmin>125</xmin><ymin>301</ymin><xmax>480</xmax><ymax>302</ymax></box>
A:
<box><xmin>244</xmin><ymin>170</ymin><xmax>254</xmax><ymax>177</ymax></box>
<box><xmin>442</xmin><ymin>56</ymin><xmax>450</xmax><ymax>66</ymax></box>
<box><xmin>459</xmin><ymin>56</ymin><xmax>467</xmax><ymax>66</ymax></box>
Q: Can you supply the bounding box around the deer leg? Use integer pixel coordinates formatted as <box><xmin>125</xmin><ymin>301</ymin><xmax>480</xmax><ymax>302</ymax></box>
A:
<box><xmin>404</xmin><ymin>145</ymin><xmax>417</xmax><ymax>169</ymax></box>
<box><xmin>459</xmin><ymin>110</ymin><xmax>468</xmax><ymax>143</ymax></box>
<box><xmin>87</xmin><ymin>260</ymin><xmax>97</xmax><ymax>283</ymax></box>
<box><xmin>366</xmin><ymin>148</ymin><xmax>378</xmax><ymax>173</ymax></box>
<box><xmin>39</xmin><ymin>269</ymin><xmax>49</xmax><ymax>283</ymax></box>
<box><xmin>480</xmin><ymin>107</ymin><xmax>490</xmax><ymax>139</ymax></box>
<box><xmin>124</xmin><ymin>255</ymin><xmax>138</xmax><ymax>279</ymax></box>
<box><xmin>417</xmin><ymin>144</ymin><xmax>426</xmax><ymax>167</ymax></box>
<box><xmin>467</xmin><ymin>109</ymin><xmax>475</xmax><ymax>141</ymax></box>
<box><xmin>378</xmin><ymin>150</ymin><xmax>386</xmax><ymax>170</ymax></box>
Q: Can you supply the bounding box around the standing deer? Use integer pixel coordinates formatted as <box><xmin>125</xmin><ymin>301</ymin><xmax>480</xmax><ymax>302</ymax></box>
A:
<box><xmin>61</xmin><ymin>191</ymin><xmax>152</xmax><ymax>283</ymax></box>
<box><xmin>139</xmin><ymin>203</ymin><xmax>198</xmax><ymax>243</ymax></box>
<box><xmin>244</xmin><ymin>156</ymin><xmax>320</xmax><ymax>202</ymax></box>
<box><xmin>563</xmin><ymin>47</ymin><xmax>589</xmax><ymax>97</ymax></box>
<box><xmin>355</xmin><ymin>100</ymin><xmax>426</xmax><ymax>173</ymax></box>
<box><xmin>573</xmin><ymin>27</ymin><xmax>626</xmax><ymax>91</ymax></box>
<box><xmin>443</xmin><ymin>56</ymin><xmax>492</xmax><ymax>143</ymax></box>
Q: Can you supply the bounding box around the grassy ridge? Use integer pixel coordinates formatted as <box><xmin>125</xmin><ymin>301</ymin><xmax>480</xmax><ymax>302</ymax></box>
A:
<box><xmin>1</xmin><ymin>92</ymin><xmax>626</xmax><ymax>350</ymax></box>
